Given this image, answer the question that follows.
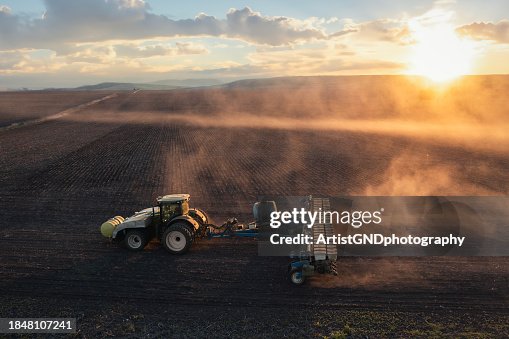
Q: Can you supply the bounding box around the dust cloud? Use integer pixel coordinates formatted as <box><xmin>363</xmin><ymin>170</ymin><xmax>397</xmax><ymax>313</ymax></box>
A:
<box><xmin>57</xmin><ymin>75</ymin><xmax>509</xmax><ymax>199</ymax></box>
<box><xmin>308</xmin><ymin>258</ymin><xmax>427</xmax><ymax>289</ymax></box>
<box><xmin>66</xmin><ymin>112</ymin><xmax>509</xmax><ymax>154</ymax></box>
<box><xmin>308</xmin><ymin>257</ymin><xmax>508</xmax><ymax>290</ymax></box>
<box><xmin>362</xmin><ymin>152</ymin><xmax>499</xmax><ymax>195</ymax></box>
<box><xmin>63</xmin><ymin>75</ymin><xmax>509</xmax><ymax>155</ymax></box>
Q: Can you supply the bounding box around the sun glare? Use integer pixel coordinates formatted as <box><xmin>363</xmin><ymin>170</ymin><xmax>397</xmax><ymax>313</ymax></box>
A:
<box><xmin>408</xmin><ymin>16</ymin><xmax>476</xmax><ymax>82</ymax></box>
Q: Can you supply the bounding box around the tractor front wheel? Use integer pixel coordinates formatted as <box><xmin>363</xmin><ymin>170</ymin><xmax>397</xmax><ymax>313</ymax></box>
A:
<box><xmin>124</xmin><ymin>230</ymin><xmax>147</xmax><ymax>251</ymax></box>
<box><xmin>162</xmin><ymin>223</ymin><xmax>193</xmax><ymax>254</ymax></box>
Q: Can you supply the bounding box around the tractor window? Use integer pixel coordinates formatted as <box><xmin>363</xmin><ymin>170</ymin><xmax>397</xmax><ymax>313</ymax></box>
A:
<box><xmin>162</xmin><ymin>204</ymin><xmax>177</xmax><ymax>222</ymax></box>
<box><xmin>161</xmin><ymin>201</ymin><xmax>189</xmax><ymax>222</ymax></box>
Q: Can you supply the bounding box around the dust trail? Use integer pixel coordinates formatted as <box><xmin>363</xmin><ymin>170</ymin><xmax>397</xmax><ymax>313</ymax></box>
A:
<box><xmin>362</xmin><ymin>152</ymin><xmax>499</xmax><ymax>195</ymax></box>
<box><xmin>66</xmin><ymin>111</ymin><xmax>509</xmax><ymax>154</ymax></box>
<box><xmin>59</xmin><ymin>75</ymin><xmax>509</xmax><ymax>155</ymax></box>
<box><xmin>179</xmin><ymin>114</ymin><xmax>509</xmax><ymax>154</ymax></box>
<box><xmin>51</xmin><ymin>76</ymin><xmax>509</xmax><ymax>199</ymax></box>
<box><xmin>0</xmin><ymin>93</ymin><xmax>118</xmax><ymax>132</ymax></box>
<box><xmin>310</xmin><ymin>257</ymin><xmax>509</xmax><ymax>290</ymax></box>
<box><xmin>309</xmin><ymin>258</ymin><xmax>427</xmax><ymax>289</ymax></box>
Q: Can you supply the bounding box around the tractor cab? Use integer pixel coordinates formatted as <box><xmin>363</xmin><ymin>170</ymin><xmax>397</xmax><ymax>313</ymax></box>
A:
<box><xmin>156</xmin><ymin>194</ymin><xmax>190</xmax><ymax>223</ymax></box>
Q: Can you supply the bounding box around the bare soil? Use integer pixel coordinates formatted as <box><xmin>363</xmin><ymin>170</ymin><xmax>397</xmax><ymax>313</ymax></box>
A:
<box><xmin>0</xmin><ymin>91</ymin><xmax>114</xmax><ymax>128</ymax></box>
<box><xmin>0</xmin><ymin>80</ymin><xmax>508</xmax><ymax>337</ymax></box>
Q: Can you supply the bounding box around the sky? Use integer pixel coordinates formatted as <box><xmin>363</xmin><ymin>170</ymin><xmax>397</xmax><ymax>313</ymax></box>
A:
<box><xmin>0</xmin><ymin>0</ymin><xmax>508</xmax><ymax>88</ymax></box>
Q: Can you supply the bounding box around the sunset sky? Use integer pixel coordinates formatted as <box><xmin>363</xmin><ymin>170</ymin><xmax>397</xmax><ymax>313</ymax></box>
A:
<box><xmin>1</xmin><ymin>0</ymin><xmax>508</xmax><ymax>88</ymax></box>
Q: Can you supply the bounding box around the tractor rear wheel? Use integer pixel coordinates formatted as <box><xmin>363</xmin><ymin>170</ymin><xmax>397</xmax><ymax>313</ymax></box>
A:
<box><xmin>124</xmin><ymin>230</ymin><xmax>147</xmax><ymax>251</ymax></box>
<box><xmin>162</xmin><ymin>223</ymin><xmax>193</xmax><ymax>254</ymax></box>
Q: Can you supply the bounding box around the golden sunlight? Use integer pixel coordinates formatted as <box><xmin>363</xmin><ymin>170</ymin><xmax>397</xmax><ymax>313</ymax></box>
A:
<box><xmin>407</xmin><ymin>16</ymin><xmax>476</xmax><ymax>82</ymax></box>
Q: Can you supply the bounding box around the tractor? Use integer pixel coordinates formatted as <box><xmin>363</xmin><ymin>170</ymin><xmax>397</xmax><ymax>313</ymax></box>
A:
<box><xmin>100</xmin><ymin>194</ymin><xmax>258</xmax><ymax>254</ymax></box>
<box><xmin>100</xmin><ymin>194</ymin><xmax>213</xmax><ymax>254</ymax></box>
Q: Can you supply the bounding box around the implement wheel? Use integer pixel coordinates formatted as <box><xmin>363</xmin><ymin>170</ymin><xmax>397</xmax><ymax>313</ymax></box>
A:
<box><xmin>289</xmin><ymin>268</ymin><xmax>305</xmax><ymax>285</ymax></box>
<box><xmin>162</xmin><ymin>222</ymin><xmax>193</xmax><ymax>254</ymax></box>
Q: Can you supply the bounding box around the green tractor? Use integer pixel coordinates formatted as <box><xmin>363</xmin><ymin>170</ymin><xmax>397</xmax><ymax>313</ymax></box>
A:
<box><xmin>100</xmin><ymin>194</ymin><xmax>212</xmax><ymax>254</ymax></box>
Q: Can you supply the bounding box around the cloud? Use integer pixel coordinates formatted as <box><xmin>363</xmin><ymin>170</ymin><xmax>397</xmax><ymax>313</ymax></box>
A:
<box><xmin>328</xmin><ymin>28</ymin><xmax>358</xmax><ymax>39</ymax></box>
<box><xmin>48</xmin><ymin>40</ymin><xmax>208</xmax><ymax>65</ymax></box>
<box><xmin>247</xmin><ymin>45</ymin><xmax>404</xmax><ymax>75</ymax></box>
<box><xmin>0</xmin><ymin>1</ymin><xmax>327</xmax><ymax>50</ymax></box>
<box><xmin>0</xmin><ymin>50</ymin><xmax>66</xmax><ymax>74</ymax></box>
<box><xmin>457</xmin><ymin>21</ymin><xmax>509</xmax><ymax>43</ymax></box>
<box><xmin>62</xmin><ymin>45</ymin><xmax>115</xmax><ymax>63</ymax></box>
<box><xmin>225</xmin><ymin>7</ymin><xmax>325</xmax><ymax>45</ymax></box>
<box><xmin>336</xmin><ymin>1</ymin><xmax>458</xmax><ymax>46</ymax></box>
<box><xmin>114</xmin><ymin>42</ymin><xmax>208</xmax><ymax>58</ymax></box>
<box><xmin>342</xmin><ymin>19</ymin><xmax>412</xmax><ymax>44</ymax></box>
<box><xmin>0</xmin><ymin>5</ymin><xmax>11</xmax><ymax>13</ymax></box>
<box><xmin>0</xmin><ymin>50</ymin><xmax>24</xmax><ymax>70</ymax></box>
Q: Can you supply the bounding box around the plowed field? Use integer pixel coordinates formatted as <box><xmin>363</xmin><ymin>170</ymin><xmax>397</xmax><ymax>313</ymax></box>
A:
<box><xmin>0</xmin><ymin>81</ymin><xmax>508</xmax><ymax>337</ymax></box>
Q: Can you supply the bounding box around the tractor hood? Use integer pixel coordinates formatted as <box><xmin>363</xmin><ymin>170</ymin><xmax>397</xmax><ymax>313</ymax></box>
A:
<box><xmin>111</xmin><ymin>207</ymin><xmax>159</xmax><ymax>238</ymax></box>
<box><xmin>122</xmin><ymin>206</ymin><xmax>159</xmax><ymax>227</ymax></box>
<box><xmin>122</xmin><ymin>212</ymin><xmax>152</xmax><ymax>228</ymax></box>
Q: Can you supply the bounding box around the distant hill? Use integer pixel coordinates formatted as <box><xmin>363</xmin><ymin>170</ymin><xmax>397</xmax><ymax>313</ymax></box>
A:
<box><xmin>73</xmin><ymin>82</ymin><xmax>181</xmax><ymax>91</ymax></box>
<box><xmin>150</xmin><ymin>78</ymin><xmax>224</xmax><ymax>87</ymax></box>
<box><xmin>50</xmin><ymin>78</ymin><xmax>225</xmax><ymax>91</ymax></box>
<box><xmin>221</xmin><ymin>75</ymin><xmax>418</xmax><ymax>89</ymax></box>
<box><xmin>222</xmin><ymin>77</ymin><xmax>302</xmax><ymax>88</ymax></box>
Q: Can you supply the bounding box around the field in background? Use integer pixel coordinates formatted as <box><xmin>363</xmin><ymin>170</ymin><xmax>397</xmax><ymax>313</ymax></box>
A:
<box><xmin>0</xmin><ymin>91</ymin><xmax>113</xmax><ymax>128</ymax></box>
<box><xmin>0</xmin><ymin>76</ymin><xmax>508</xmax><ymax>337</ymax></box>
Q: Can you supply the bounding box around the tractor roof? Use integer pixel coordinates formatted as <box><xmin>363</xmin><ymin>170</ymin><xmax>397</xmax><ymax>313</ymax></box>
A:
<box><xmin>157</xmin><ymin>194</ymin><xmax>190</xmax><ymax>203</ymax></box>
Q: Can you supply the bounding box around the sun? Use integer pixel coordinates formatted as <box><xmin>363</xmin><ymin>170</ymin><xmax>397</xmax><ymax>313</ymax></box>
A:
<box><xmin>407</xmin><ymin>18</ymin><xmax>476</xmax><ymax>82</ymax></box>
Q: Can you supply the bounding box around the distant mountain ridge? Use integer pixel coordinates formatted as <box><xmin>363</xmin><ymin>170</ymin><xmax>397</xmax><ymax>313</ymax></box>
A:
<box><xmin>59</xmin><ymin>78</ymin><xmax>226</xmax><ymax>91</ymax></box>
<box><xmin>150</xmin><ymin>78</ymin><xmax>224</xmax><ymax>87</ymax></box>
<box><xmin>73</xmin><ymin>82</ymin><xmax>180</xmax><ymax>91</ymax></box>
<box><xmin>6</xmin><ymin>74</ymin><xmax>508</xmax><ymax>92</ymax></box>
